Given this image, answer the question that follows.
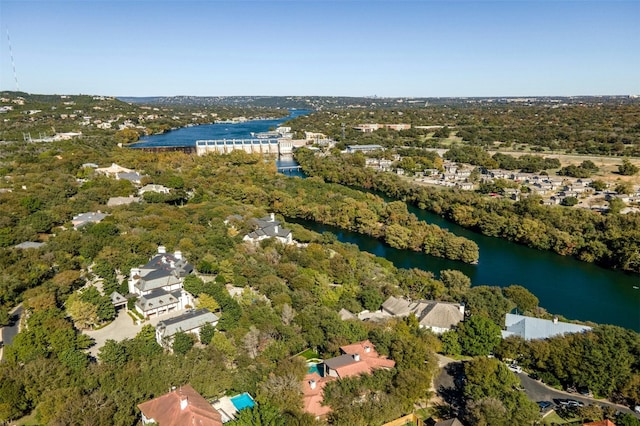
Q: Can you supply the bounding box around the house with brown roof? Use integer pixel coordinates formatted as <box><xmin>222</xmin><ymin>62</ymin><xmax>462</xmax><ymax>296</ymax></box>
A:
<box><xmin>302</xmin><ymin>372</ymin><xmax>336</xmax><ymax>420</ymax></box>
<box><xmin>583</xmin><ymin>420</ymin><xmax>616</xmax><ymax>426</ymax></box>
<box><xmin>137</xmin><ymin>384</ymin><xmax>222</xmax><ymax>426</ymax></box>
<box><xmin>323</xmin><ymin>340</ymin><xmax>395</xmax><ymax>379</ymax></box>
<box><xmin>302</xmin><ymin>340</ymin><xmax>394</xmax><ymax>420</ymax></box>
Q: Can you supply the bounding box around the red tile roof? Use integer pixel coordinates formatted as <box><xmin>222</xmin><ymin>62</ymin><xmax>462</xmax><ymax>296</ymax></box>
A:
<box><xmin>583</xmin><ymin>420</ymin><xmax>616</xmax><ymax>426</ymax></box>
<box><xmin>302</xmin><ymin>372</ymin><xmax>336</xmax><ymax>418</ymax></box>
<box><xmin>137</xmin><ymin>384</ymin><xmax>222</xmax><ymax>426</ymax></box>
<box><xmin>334</xmin><ymin>339</ymin><xmax>395</xmax><ymax>378</ymax></box>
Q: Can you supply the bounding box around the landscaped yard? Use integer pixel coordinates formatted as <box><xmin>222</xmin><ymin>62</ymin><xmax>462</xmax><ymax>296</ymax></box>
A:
<box><xmin>298</xmin><ymin>348</ymin><xmax>321</xmax><ymax>360</ymax></box>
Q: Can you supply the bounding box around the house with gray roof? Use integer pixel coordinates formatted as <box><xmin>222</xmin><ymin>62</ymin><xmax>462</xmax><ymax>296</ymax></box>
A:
<box><xmin>107</xmin><ymin>195</ymin><xmax>140</xmax><ymax>207</ymax></box>
<box><xmin>14</xmin><ymin>241</ymin><xmax>46</xmax><ymax>249</ymax></box>
<box><xmin>380</xmin><ymin>296</ymin><xmax>465</xmax><ymax>334</ymax></box>
<box><xmin>243</xmin><ymin>213</ymin><xmax>293</xmax><ymax>245</ymax></box>
<box><xmin>128</xmin><ymin>245</ymin><xmax>194</xmax><ymax>318</ymax></box>
<box><xmin>72</xmin><ymin>211</ymin><xmax>108</xmax><ymax>229</ymax></box>
<box><xmin>155</xmin><ymin>308</ymin><xmax>219</xmax><ymax>349</ymax></box>
<box><xmin>501</xmin><ymin>313</ymin><xmax>592</xmax><ymax>341</ymax></box>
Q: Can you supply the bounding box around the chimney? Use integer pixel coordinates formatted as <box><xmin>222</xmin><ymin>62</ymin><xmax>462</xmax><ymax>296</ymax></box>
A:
<box><xmin>170</xmin><ymin>260</ymin><xmax>175</xmax><ymax>269</ymax></box>
<box><xmin>274</xmin><ymin>225</ymin><xmax>279</xmax><ymax>234</ymax></box>
<box><xmin>174</xmin><ymin>251</ymin><xmax>182</xmax><ymax>260</ymax></box>
<box><xmin>553</xmin><ymin>317</ymin><xmax>558</xmax><ymax>324</ymax></box>
<box><xmin>158</xmin><ymin>245</ymin><xmax>166</xmax><ymax>254</ymax></box>
<box><xmin>459</xmin><ymin>303</ymin><xmax>465</xmax><ymax>316</ymax></box>
<box><xmin>353</xmin><ymin>353</ymin><xmax>360</xmax><ymax>362</ymax></box>
<box><xmin>180</xmin><ymin>395</ymin><xmax>188</xmax><ymax>410</ymax></box>
<box><xmin>270</xmin><ymin>213</ymin><xmax>275</xmax><ymax>221</ymax></box>
<box><xmin>309</xmin><ymin>380</ymin><xmax>317</xmax><ymax>390</ymax></box>
<box><xmin>364</xmin><ymin>345</ymin><xmax>371</xmax><ymax>353</ymax></box>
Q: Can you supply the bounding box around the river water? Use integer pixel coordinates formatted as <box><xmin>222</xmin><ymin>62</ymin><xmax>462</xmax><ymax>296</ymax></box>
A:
<box><xmin>135</xmin><ymin>113</ymin><xmax>640</xmax><ymax>331</ymax></box>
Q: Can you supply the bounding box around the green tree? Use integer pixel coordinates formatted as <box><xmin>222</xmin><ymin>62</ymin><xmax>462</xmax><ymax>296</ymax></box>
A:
<box><xmin>98</xmin><ymin>339</ymin><xmax>128</xmax><ymax>367</ymax></box>
<box><xmin>199</xmin><ymin>323</ymin><xmax>215</xmax><ymax>345</ymax></box>
<box><xmin>228</xmin><ymin>401</ymin><xmax>284</xmax><ymax>426</ymax></box>
<box><xmin>502</xmin><ymin>285</ymin><xmax>539</xmax><ymax>313</ymax></box>
<box><xmin>618</xmin><ymin>159</ymin><xmax>639</xmax><ymax>176</ymax></box>
<box><xmin>172</xmin><ymin>331</ymin><xmax>196</xmax><ymax>355</ymax></box>
<box><xmin>440</xmin><ymin>269</ymin><xmax>471</xmax><ymax>299</ymax></box>
<box><xmin>457</xmin><ymin>315</ymin><xmax>502</xmax><ymax>356</ymax></box>
<box><xmin>561</xmin><ymin>196</ymin><xmax>579</xmax><ymax>206</ymax></box>
<box><xmin>440</xmin><ymin>329</ymin><xmax>462</xmax><ymax>356</ymax></box>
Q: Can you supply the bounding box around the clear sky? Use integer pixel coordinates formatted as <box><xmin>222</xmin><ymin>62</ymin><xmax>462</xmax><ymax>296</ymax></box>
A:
<box><xmin>0</xmin><ymin>0</ymin><xmax>638</xmax><ymax>97</ymax></box>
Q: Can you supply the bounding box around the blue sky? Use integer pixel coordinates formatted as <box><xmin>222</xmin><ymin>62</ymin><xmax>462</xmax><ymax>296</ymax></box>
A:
<box><xmin>0</xmin><ymin>0</ymin><xmax>638</xmax><ymax>97</ymax></box>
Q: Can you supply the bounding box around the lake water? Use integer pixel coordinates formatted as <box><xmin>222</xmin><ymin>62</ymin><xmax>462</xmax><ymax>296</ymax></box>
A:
<box><xmin>130</xmin><ymin>109</ymin><xmax>310</xmax><ymax>148</ymax></box>
<box><xmin>137</xmin><ymin>112</ymin><xmax>640</xmax><ymax>331</ymax></box>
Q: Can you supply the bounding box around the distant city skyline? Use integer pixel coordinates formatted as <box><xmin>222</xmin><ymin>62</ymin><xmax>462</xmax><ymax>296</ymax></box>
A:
<box><xmin>0</xmin><ymin>0</ymin><xmax>638</xmax><ymax>97</ymax></box>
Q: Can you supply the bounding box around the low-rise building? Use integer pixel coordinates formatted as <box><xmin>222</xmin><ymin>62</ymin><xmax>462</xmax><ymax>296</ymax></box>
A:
<box><xmin>107</xmin><ymin>195</ymin><xmax>140</xmax><ymax>207</ymax></box>
<box><xmin>72</xmin><ymin>211</ymin><xmax>108</xmax><ymax>229</ymax></box>
<box><xmin>139</xmin><ymin>184</ymin><xmax>172</xmax><ymax>195</ymax></box>
<box><xmin>302</xmin><ymin>340</ymin><xmax>395</xmax><ymax>420</ymax></box>
<box><xmin>137</xmin><ymin>384</ymin><xmax>222</xmax><ymax>426</ymax></box>
<box><xmin>345</xmin><ymin>144</ymin><xmax>385</xmax><ymax>154</ymax></box>
<box><xmin>501</xmin><ymin>313</ymin><xmax>592</xmax><ymax>340</ymax></box>
<box><xmin>322</xmin><ymin>340</ymin><xmax>395</xmax><ymax>379</ymax></box>
<box><xmin>155</xmin><ymin>308</ymin><xmax>219</xmax><ymax>349</ymax></box>
<box><xmin>243</xmin><ymin>213</ymin><xmax>293</xmax><ymax>245</ymax></box>
<box><xmin>381</xmin><ymin>296</ymin><xmax>465</xmax><ymax>334</ymax></box>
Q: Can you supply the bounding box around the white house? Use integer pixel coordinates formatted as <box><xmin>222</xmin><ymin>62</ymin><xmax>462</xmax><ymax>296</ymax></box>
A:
<box><xmin>155</xmin><ymin>308</ymin><xmax>219</xmax><ymax>349</ymax></box>
<box><xmin>243</xmin><ymin>213</ymin><xmax>293</xmax><ymax>245</ymax></box>
<box><xmin>129</xmin><ymin>246</ymin><xmax>194</xmax><ymax>318</ymax></box>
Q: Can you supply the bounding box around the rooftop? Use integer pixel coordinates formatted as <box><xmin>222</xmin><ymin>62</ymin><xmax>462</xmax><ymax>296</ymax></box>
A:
<box><xmin>137</xmin><ymin>384</ymin><xmax>222</xmax><ymax>426</ymax></box>
<box><xmin>156</xmin><ymin>309</ymin><xmax>219</xmax><ymax>338</ymax></box>
<box><xmin>502</xmin><ymin>313</ymin><xmax>592</xmax><ymax>341</ymax></box>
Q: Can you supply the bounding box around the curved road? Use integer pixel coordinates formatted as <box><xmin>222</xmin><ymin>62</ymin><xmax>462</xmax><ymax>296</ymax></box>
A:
<box><xmin>517</xmin><ymin>372</ymin><xmax>638</xmax><ymax>417</ymax></box>
<box><xmin>433</xmin><ymin>355</ymin><xmax>639</xmax><ymax>419</ymax></box>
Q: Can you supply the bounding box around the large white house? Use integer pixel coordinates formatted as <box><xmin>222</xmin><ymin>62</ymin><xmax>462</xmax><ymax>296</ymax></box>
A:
<box><xmin>128</xmin><ymin>246</ymin><xmax>194</xmax><ymax>318</ymax></box>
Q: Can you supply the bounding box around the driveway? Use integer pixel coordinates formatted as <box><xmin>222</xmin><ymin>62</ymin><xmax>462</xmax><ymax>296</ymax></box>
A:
<box><xmin>84</xmin><ymin>308</ymin><xmax>189</xmax><ymax>358</ymax></box>
<box><xmin>84</xmin><ymin>309</ymin><xmax>142</xmax><ymax>357</ymax></box>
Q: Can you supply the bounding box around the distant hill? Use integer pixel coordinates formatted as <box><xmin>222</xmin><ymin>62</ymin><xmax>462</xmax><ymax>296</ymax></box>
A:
<box><xmin>116</xmin><ymin>95</ymin><xmax>638</xmax><ymax>110</ymax></box>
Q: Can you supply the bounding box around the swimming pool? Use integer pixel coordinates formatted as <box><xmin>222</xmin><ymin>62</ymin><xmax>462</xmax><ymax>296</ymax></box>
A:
<box><xmin>230</xmin><ymin>392</ymin><xmax>255</xmax><ymax>411</ymax></box>
<box><xmin>308</xmin><ymin>364</ymin><xmax>320</xmax><ymax>375</ymax></box>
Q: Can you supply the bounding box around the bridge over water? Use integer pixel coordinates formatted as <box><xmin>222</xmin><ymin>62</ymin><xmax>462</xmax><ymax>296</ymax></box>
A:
<box><xmin>277</xmin><ymin>165</ymin><xmax>303</xmax><ymax>173</ymax></box>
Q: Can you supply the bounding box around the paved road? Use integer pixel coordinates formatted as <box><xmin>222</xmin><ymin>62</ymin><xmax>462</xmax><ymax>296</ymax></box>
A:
<box><xmin>0</xmin><ymin>305</ymin><xmax>23</xmax><ymax>361</ymax></box>
<box><xmin>517</xmin><ymin>372</ymin><xmax>638</xmax><ymax>418</ymax></box>
<box><xmin>432</xmin><ymin>355</ymin><xmax>639</xmax><ymax>419</ymax></box>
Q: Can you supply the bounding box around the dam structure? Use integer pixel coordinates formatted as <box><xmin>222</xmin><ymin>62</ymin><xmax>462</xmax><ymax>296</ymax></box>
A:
<box><xmin>195</xmin><ymin>139</ymin><xmax>294</xmax><ymax>156</ymax></box>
